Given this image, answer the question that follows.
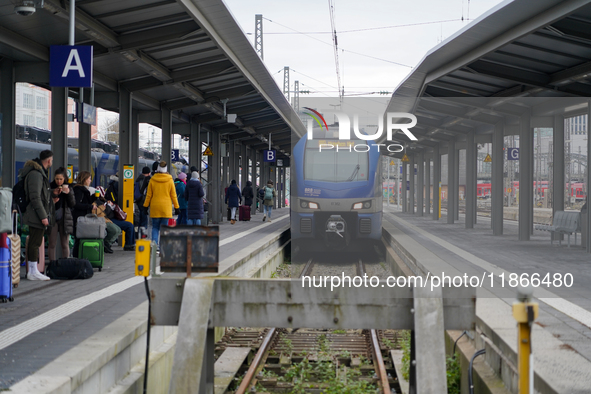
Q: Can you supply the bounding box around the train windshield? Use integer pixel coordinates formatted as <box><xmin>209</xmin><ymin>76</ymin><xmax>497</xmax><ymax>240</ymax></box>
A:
<box><xmin>304</xmin><ymin>140</ymin><xmax>369</xmax><ymax>182</ymax></box>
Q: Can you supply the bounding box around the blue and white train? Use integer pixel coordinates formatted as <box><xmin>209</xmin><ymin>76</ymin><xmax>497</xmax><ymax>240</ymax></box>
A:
<box><xmin>291</xmin><ymin>133</ymin><xmax>383</xmax><ymax>250</ymax></box>
<box><xmin>10</xmin><ymin>139</ymin><xmax>189</xmax><ymax>188</ymax></box>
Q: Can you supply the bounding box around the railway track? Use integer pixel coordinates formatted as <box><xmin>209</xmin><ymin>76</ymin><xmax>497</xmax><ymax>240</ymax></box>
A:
<box><xmin>224</xmin><ymin>252</ymin><xmax>401</xmax><ymax>394</ymax></box>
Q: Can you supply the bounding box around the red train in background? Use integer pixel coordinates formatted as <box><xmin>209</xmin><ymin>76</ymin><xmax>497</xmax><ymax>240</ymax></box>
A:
<box><xmin>476</xmin><ymin>181</ymin><xmax>585</xmax><ymax>200</ymax></box>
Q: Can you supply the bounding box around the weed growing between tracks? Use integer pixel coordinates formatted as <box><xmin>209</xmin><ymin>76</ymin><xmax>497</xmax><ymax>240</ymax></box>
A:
<box><xmin>399</xmin><ymin>330</ymin><xmax>461</xmax><ymax>394</ymax></box>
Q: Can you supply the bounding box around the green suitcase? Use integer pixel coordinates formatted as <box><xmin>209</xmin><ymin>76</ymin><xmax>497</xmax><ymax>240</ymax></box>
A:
<box><xmin>79</xmin><ymin>239</ymin><xmax>104</xmax><ymax>271</ymax></box>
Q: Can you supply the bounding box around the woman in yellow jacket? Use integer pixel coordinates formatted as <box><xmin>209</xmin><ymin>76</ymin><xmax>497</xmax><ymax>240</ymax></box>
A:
<box><xmin>143</xmin><ymin>161</ymin><xmax>180</xmax><ymax>245</ymax></box>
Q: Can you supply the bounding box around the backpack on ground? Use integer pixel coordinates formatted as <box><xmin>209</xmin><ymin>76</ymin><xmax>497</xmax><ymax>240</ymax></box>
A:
<box><xmin>46</xmin><ymin>258</ymin><xmax>94</xmax><ymax>280</ymax></box>
<box><xmin>12</xmin><ymin>178</ymin><xmax>27</xmax><ymax>214</ymax></box>
<box><xmin>264</xmin><ymin>186</ymin><xmax>273</xmax><ymax>200</ymax></box>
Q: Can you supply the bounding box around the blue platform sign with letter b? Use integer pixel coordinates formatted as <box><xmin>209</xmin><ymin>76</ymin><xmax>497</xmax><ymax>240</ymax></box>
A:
<box><xmin>171</xmin><ymin>149</ymin><xmax>180</xmax><ymax>162</ymax></box>
<box><xmin>264</xmin><ymin>150</ymin><xmax>276</xmax><ymax>162</ymax></box>
<box><xmin>507</xmin><ymin>148</ymin><xmax>519</xmax><ymax>161</ymax></box>
<box><xmin>50</xmin><ymin>45</ymin><xmax>93</xmax><ymax>88</ymax></box>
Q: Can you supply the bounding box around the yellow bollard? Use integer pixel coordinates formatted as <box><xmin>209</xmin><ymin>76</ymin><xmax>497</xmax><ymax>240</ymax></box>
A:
<box><xmin>512</xmin><ymin>287</ymin><xmax>539</xmax><ymax>394</ymax></box>
<box><xmin>135</xmin><ymin>239</ymin><xmax>151</xmax><ymax>277</ymax></box>
<box><xmin>438</xmin><ymin>181</ymin><xmax>442</xmax><ymax>218</ymax></box>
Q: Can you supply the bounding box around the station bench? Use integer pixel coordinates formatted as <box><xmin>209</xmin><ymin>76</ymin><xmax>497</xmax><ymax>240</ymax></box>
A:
<box><xmin>535</xmin><ymin>210</ymin><xmax>580</xmax><ymax>247</ymax></box>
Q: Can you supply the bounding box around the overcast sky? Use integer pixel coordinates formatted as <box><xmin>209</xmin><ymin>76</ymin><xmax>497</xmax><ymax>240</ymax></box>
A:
<box><xmin>223</xmin><ymin>0</ymin><xmax>507</xmax><ymax>97</ymax></box>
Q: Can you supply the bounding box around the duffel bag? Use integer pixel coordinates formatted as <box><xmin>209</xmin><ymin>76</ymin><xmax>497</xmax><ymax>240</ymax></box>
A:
<box><xmin>76</xmin><ymin>214</ymin><xmax>106</xmax><ymax>239</ymax></box>
<box><xmin>46</xmin><ymin>258</ymin><xmax>94</xmax><ymax>280</ymax></box>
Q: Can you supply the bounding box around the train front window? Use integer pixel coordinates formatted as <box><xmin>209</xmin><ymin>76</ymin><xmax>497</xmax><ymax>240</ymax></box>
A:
<box><xmin>304</xmin><ymin>141</ymin><xmax>369</xmax><ymax>182</ymax></box>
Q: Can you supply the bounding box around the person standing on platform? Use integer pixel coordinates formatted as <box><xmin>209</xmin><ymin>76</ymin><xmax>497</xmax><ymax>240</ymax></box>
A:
<box><xmin>175</xmin><ymin>172</ymin><xmax>188</xmax><ymax>225</ymax></box>
<box><xmin>48</xmin><ymin>167</ymin><xmax>75</xmax><ymax>261</ymax></box>
<box><xmin>262</xmin><ymin>180</ymin><xmax>276</xmax><ymax>223</ymax></box>
<box><xmin>187</xmin><ymin>166</ymin><xmax>199</xmax><ymax>181</ymax></box>
<box><xmin>225</xmin><ymin>180</ymin><xmax>242</xmax><ymax>225</ymax></box>
<box><xmin>21</xmin><ymin>150</ymin><xmax>54</xmax><ymax>280</ymax></box>
<box><xmin>143</xmin><ymin>161</ymin><xmax>180</xmax><ymax>247</ymax></box>
<box><xmin>185</xmin><ymin>171</ymin><xmax>205</xmax><ymax>225</ymax></box>
<box><xmin>135</xmin><ymin>166</ymin><xmax>151</xmax><ymax>231</ymax></box>
<box><xmin>242</xmin><ymin>181</ymin><xmax>254</xmax><ymax>209</ymax></box>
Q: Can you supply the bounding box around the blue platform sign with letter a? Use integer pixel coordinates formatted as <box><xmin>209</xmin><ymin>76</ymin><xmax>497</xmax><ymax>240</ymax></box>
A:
<box><xmin>50</xmin><ymin>46</ymin><xmax>93</xmax><ymax>88</ymax></box>
<box><xmin>263</xmin><ymin>150</ymin><xmax>276</xmax><ymax>162</ymax></box>
<box><xmin>507</xmin><ymin>148</ymin><xmax>519</xmax><ymax>161</ymax></box>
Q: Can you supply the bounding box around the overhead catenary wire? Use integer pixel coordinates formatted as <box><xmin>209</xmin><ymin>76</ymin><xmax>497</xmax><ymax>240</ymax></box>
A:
<box><xmin>327</xmin><ymin>0</ymin><xmax>343</xmax><ymax>103</ymax></box>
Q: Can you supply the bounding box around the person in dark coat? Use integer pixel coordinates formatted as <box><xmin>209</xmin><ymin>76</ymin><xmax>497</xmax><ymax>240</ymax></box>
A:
<box><xmin>72</xmin><ymin>171</ymin><xmax>98</xmax><ymax>256</ymax></box>
<box><xmin>242</xmin><ymin>181</ymin><xmax>254</xmax><ymax>207</ymax></box>
<box><xmin>20</xmin><ymin>150</ymin><xmax>55</xmax><ymax>280</ymax></box>
<box><xmin>184</xmin><ymin>171</ymin><xmax>205</xmax><ymax>225</ymax></box>
<box><xmin>225</xmin><ymin>179</ymin><xmax>242</xmax><ymax>224</ymax></box>
<box><xmin>187</xmin><ymin>166</ymin><xmax>199</xmax><ymax>181</ymax></box>
<box><xmin>48</xmin><ymin>167</ymin><xmax>75</xmax><ymax>261</ymax></box>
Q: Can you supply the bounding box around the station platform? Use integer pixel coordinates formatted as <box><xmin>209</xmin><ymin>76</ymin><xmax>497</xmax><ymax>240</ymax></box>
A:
<box><xmin>0</xmin><ymin>207</ymin><xmax>290</xmax><ymax>390</ymax></box>
<box><xmin>383</xmin><ymin>206</ymin><xmax>591</xmax><ymax>392</ymax></box>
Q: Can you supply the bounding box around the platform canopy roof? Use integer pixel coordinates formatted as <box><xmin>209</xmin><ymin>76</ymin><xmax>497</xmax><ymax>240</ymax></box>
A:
<box><xmin>386</xmin><ymin>0</ymin><xmax>591</xmax><ymax>155</ymax></box>
<box><xmin>0</xmin><ymin>0</ymin><xmax>304</xmax><ymax>158</ymax></box>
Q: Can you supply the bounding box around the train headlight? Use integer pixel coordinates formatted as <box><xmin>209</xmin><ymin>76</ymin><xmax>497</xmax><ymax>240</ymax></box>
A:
<box><xmin>352</xmin><ymin>200</ymin><xmax>372</xmax><ymax>210</ymax></box>
<box><xmin>300</xmin><ymin>200</ymin><xmax>319</xmax><ymax>209</ymax></box>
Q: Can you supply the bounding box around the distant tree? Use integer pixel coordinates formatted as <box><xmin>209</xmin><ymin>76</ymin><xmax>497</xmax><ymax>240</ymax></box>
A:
<box><xmin>100</xmin><ymin>117</ymin><xmax>119</xmax><ymax>143</ymax></box>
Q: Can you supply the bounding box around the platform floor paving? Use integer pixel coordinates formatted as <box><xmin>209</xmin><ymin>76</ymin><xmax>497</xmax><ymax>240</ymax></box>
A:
<box><xmin>0</xmin><ymin>207</ymin><xmax>289</xmax><ymax>389</ymax></box>
<box><xmin>384</xmin><ymin>206</ymin><xmax>591</xmax><ymax>364</ymax></box>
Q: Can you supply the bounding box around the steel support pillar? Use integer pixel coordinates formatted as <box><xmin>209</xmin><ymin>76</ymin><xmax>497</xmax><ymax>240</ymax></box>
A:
<box><xmin>131</xmin><ymin>109</ymin><xmax>140</xmax><ymax>175</ymax></box>
<box><xmin>418</xmin><ymin>152</ymin><xmax>424</xmax><ymax>216</ymax></box>
<box><xmin>51</xmin><ymin>87</ymin><xmax>68</xmax><ymax>171</ymax></box>
<box><xmin>519</xmin><ymin>112</ymin><xmax>532</xmax><ymax>241</ymax></box>
<box><xmin>402</xmin><ymin>162</ymin><xmax>408</xmax><ymax>212</ymax></box>
<box><xmin>492</xmin><ymin>123</ymin><xmax>504</xmax><ymax>235</ymax></box>
<box><xmin>466</xmin><ymin>133</ymin><xmax>476</xmax><ymax>229</ymax></box>
<box><xmin>0</xmin><ymin>59</ymin><xmax>15</xmax><ymax>187</ymax></box>
<box><xmin>251</xmin><ymin>148</ymin><xmax>257</xmax><ymax>215</ymax></box>
<box><xmin>432</xmin><ymin>147</ymin><xmax>440</xmax><ymax>221</ymax></box>
<box><xmin>189</xmin><ymin>123</ymin><xmax>200</xmax><ymax>174</ymax></box>
<box><xmin>587</xmin><ymin>104</ymin><xmax>591</xmax><ymax>253</ymax></box>
<box><xmin>425</xmin><ymin>155</ymin><xmax>431</xmax><ymax>215</ymax></box>
<box><xmin>79</xmin><ymin>92</ymin><xmax>92</xmax><ymax>173</ymax></box>
<box><xmin>409</xmin><ymin>154</ymin><xmax>415</xmax><ymax>214</ymax></box>
<box><xmin>118</xmin><ymin>88</ymin><xmax>133</xmax><ymax>205</ymax></box>
<box><xmin>455</xmin><ymin>149</ymin><xmax>460</xmax><ymax>222</ymax></box>
<box><xmin>241</xmin><ymin>144</ymin><xmax>247</xmax><ymax>190</ymax></box>
<box><xmin>553</xmin><ymin>116</ymin><xmax>565</xmax><ymax>243</ymax></box>
<box><xmin>161</xmin><ymin>107</ymin><xmax>172</xmax><ymax>172</ymax></box>
<box><xmin>228</xmin><ymin>142</ymin><xmax>236</xmax><ymax>184</ymax></box>
<box><xmin>447</xmin><ymin>139</ymin><xmax>456</xmax><ymax>224</ymax></box>
<box><xmin>210</xmin><ymin>132</ymin><xmax>221</xmax><ymax>224</ymax></box>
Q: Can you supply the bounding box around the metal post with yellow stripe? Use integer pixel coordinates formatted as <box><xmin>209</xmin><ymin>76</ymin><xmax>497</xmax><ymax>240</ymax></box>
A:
<box><xmin>513</xmin><ymin>286</ymin><xmax>538</xmax><ymax>394</ymax></box>
<box><xmin>122</xmin><ymin>165</ymin><xmax>135</xmax><ymax>247</ymax></box>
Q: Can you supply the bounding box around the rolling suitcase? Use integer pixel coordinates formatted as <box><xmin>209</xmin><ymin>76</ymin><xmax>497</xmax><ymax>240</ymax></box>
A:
<box><xmin>239</xmin><ymin>205</ymin><xmax>251</xmax><ymax>221</ymax></box>
<box><xmin>25</xmin><ymin>235</ymin><xmax>46</xmax><ymax>275</ymax></box>
<box><xmin>46</xmin><ymin>258</ymin><xmax>94</xmax><ymax>280</ymax></box>
<box><xmin>79</xmin><ymin>239</ymin><xmax>104</xmax><ymax>271</ymax></box>
<box><xmin>0</xmin><ymin>233</ymin><xmax>14</xmax><ymax>303</ymax></box>
<box><xmin>9</xmin><ymin>211</ymin><xmax>20</xmax><ymax>288</ymax></box>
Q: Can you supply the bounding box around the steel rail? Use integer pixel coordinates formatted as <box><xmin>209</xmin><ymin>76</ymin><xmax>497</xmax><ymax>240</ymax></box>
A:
<box><xmin>235</xmin><ymin>328</ymin><xmax>277</xmax><ymax>394</ymax></box>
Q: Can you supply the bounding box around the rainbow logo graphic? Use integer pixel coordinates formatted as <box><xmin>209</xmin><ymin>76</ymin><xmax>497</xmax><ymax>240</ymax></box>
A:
<box><xmin>303</xmin><ymin>107</ymin><xmax>329</xmax><ymax>131</ymax></box>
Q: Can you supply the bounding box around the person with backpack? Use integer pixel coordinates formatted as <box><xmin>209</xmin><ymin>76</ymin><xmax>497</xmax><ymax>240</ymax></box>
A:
<box><xmin>20</xmin><ymin>150</ymin><xmax>55</xmax><ymax>280</ymax></box>
<box><xmin>142</xmin><ymin>161</ymin><xmax>180</xmax><ymax>246</ymax></box>
<box><xmin>262</xmin><ymin>180</ymin><xmax>276</xmax><ymax>223</ymax></box>
<box><xmin>185</xmin><ymin>171</ymin><xmax>205</xmax><ymax>225</ymax></box>
<box><xmin>48</xmin><ymin>167</ymin><xmax>75</xmax><ymax>261</ymax></box>
<box><xmin>135</xmin><ymin>166</ymin><xmax>151</xmax><ymax>229</ymax></box>
<box><xmin>225</xmin><ymin>180</ymin><xmax>242</xmax><ymax>225</ymax></box>
<box><xmin>174</xmin><ymin>172</ymin><xmax>188</xmax><ymax>225</ymax></box>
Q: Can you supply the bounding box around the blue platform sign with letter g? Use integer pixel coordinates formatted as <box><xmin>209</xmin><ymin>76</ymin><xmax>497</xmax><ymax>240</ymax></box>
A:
<box><xmin>507</xmin><ymin>148</ymin><xmax>519</xmax><ymax>161</ymax></box>
<box><xmin>50</xmin><ymin>46</ymin><xmax>93</xmax><ymax>88</ymax></box>
<box><xmin>263</xmin><ymin>150</ymin><xmax>276</xmax><ymax>162</ymax></box>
